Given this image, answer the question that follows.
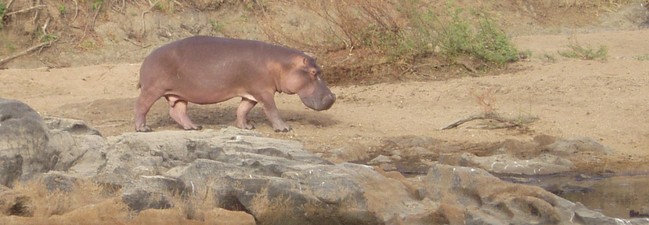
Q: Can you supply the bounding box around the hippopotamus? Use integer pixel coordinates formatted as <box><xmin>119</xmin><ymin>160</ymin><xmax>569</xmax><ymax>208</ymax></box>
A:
<box><xmin>134</xmin><ymin>36</ymin><xmax>336</xmax><ymax>132</ymax></box>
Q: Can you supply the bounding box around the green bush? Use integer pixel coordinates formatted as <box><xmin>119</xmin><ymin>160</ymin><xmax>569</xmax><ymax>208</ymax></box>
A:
<box><xmin>0</xmin><ymin>2</ymin><xmax>6</xmax><ymax>30</ymax></box>
<box><xmin>558</xmin><ymin>42</ymin><xmax>608</xmax><ymax>60</ymax></box>
<box><xmin>380</xmin><ymin>0</ymin><xmax>438</xmax><ymax>61</ymax></box>
<box><xmin>439</xmin><ymin>7</ymin><xmax>519</xmax><ymax>65</ymax></box>
<box><xmin>633</xmin><ymin>53</ymin><xmax>649</xmax><ymax>61</ymax></box>
<box><xmin>439</xmin><ymin>7</ymin><xmax>473</xmax><ymax>58</ymax></box>
<box><xmin>264</xmin><ymin>0</ymin><xmax>521</xmax><ymax>71</ymax></box>
<box><xmin>473</xmin><ymin>17</ymin><xmax>519</xmax><ymax>65</ymax></box>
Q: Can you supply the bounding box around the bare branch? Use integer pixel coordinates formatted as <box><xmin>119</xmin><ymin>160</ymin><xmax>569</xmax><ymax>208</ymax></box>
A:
<box><xmin>440</xmin><ymin>112</ymin><xmax>536</xmax><ymax>130</ymax></box>
<box><xmin>0</xmin><ymin>41</ymin><xmax>56</xmax><ymax>67</ymax></box>
<box><xmin>140</xmin><ymin>1</ymin><xmax>159</xmax><ymax>37</ymax></box>
<box><xmin>5</xmin><ymin>5</ymin><xmax>46</xmax><ymax>16</ymax></box>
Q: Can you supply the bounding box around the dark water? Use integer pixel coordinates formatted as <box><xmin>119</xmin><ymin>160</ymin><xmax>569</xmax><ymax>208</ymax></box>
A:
<box><xmin>554</xmin><ymin>175</ymin><xmax>649</xmax><ymax>219</ymax></box>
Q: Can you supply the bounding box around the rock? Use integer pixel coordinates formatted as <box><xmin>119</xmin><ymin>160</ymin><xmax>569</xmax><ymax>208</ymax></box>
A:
<box><xmin>120</xmin><ymin>175</ymin><xmax>186</xmax><ymax>211</ymax></box>
<box><xmin>0</xmin><ymin>98</ymin><xmax>56</xmax><ymax>186</ymax></box>
<box><xmin>456</xmin><ymin>152</ymin><xmax>574</xmax><ymax>175</ymax></box>
<box><xmin>122</xmin><ymin>188</ymin><xmax>174</xmax><ymax>211</ymax></box>
<box><xmin>367</xmin><ymin>154</ymin><xmax>392</xmax><ymax>165</ymax></box>
<box><xmin>43</xmin><ymin>116</ymin><xmax>102</xmax><ymax>136</ymax></box>
<box><xmin>39</xmin><ymin>171</ymin><xmax>78</xmax><ymax>192</ymax></box>
<box><xmin>422</xmin><ymin>163</ymin><xmax>649</xmax><ymax>225</ymax></box>
<box><xmin>542</xmin><ymin>137</ymin><xmax>614</xmax><ymax>155</ymax></box>
<box><xmin>2</xmin><ymin>99</ymin><xmax>647</xmax><ymax>224</ymax></box>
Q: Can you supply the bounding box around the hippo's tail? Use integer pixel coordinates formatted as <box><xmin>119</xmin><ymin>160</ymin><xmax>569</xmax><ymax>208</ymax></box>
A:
<box><xmin>136</xmin><ymin>82</ymin><xmax>141</xmax><ymax>89</ymax></box>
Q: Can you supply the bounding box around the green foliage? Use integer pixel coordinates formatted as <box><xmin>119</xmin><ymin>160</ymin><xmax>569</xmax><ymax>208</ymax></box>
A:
<box><xmin>541</xmin><ymin>53</ymin><xmax>557</xmax><ymax>63</ymax></box>
<box><xmin>0</xmin><ymin>2</ymin><xmax>5</xmax><ymax>30</ymax></box>
<box><xmin>209</xmin><ymin>20</ymin><xmax>224</xmax><ymax>33</ymax></box>
<box><xmin>558</xmin><ymin>42</ymin><xmax>608</xmax><ymax>60</ymax></box>
<box><xmin>390</xmin><ymin>1</ymin><xmax>438</xmax><ymax>60</ymax></box>
<box><xmin>0</xmin><ymin>1</ymin><xmax>6</xmax><ymax>16</ymax></box>
<box><xmin>92</xmin><ymin>0</ymin><xmax>104</xmax><ymax>11</ymax></box>
<box><xmin>439</xmin><ymin>7</ymin><xmax>520</xmax><ymax>65</ymax></box>
<box><xmin>267</xmin><ymin>0</ymin><xmax>521</xmax><ymax>71</ymax></box>
<box><xmin>633</xmin><ymin>53</ymin><xmax>649</xmax><ymax>61</ymax></box>
<box><xmin>440</xmin><ymin>7</ymin><xmax>473</xmax><ymax>57</ymax></box>
<box><xmin>472</xmin><ymin>17</ymin><xmax>519</xmax><ymax>65</ymax></box>
<box><xmin>41</xmin><ymin>34</ymin><xmax>58</xmax><ymax>42</ymax></box>
<box><xmin>59</xmin><ymin>4</ymin><xmax>66</xmax><ymax>15</ymax></box>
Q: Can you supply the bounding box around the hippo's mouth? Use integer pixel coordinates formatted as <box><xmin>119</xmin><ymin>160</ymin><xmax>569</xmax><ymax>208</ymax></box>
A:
<box><xmin>300</xmin><ymin>93</ymin><xmax>335</xmax><ymax>111</ymax></box>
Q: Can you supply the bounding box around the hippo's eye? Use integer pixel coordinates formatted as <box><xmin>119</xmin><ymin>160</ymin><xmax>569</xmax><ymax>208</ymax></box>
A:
<box><xmin>308</xmin><ymin>68</ymin><xmax>318</xmax><ymax>77</ymax></box>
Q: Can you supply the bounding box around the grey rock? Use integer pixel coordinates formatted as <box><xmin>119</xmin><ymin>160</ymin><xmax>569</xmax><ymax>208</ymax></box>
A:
<box><xmin>422</xmin><ymin>163</ymin><xmax>649</xmax><ymax>225</ymax></box>
<box><xmin>367</xmin><ymin>154</ymin><xmax>392</xmax><ymax>165</ymax></box>
<box><xmin>39</xmin><ymin>171</ymin><xmax>78</xmax><ymax>192</ymax></box>
<box><xmin>43</xmin><ymin>116</ymin><xmax>102</xmax><ymax>136</ymax></box>
<box><xmin>458</xmin><ymin>152</ymin><xmax>574</xmax><ymax>175</ymax></box>
<box><xmin>3</xmin><ymin>99</ymin><xmax>647</xmax><ymax>225</ymax></box>
<box><xmin>0</xmin><ymin>98</ymin><xmax>56</xmax><ymax>186</ymax></box>
<box><xmin>542</xmin><ymin>137</ymin><xmax>614</xmax><ymax>155</ymax></box>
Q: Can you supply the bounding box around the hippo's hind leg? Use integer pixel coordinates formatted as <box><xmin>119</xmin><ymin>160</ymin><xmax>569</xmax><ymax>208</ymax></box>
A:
<box><xmin>166</xmin><ymin>95</ymin><xmax>202</xmax><ymax>130</ymax></box>
<box><xmin>135</xmin><ymin>92</ymin><xmax>160</xmax><ymax>132</ymax></box>
<box><xmin>235</xmin><ymin>98</ymin><xmax>258</xmax><ymax>130</ymax></box>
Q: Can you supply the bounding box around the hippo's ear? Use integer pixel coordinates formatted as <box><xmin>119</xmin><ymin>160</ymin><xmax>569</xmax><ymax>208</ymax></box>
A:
<box><xmin>304</xmin><ymin>52</ymin><xmax>317</xmax><ymax>61</ymax></box>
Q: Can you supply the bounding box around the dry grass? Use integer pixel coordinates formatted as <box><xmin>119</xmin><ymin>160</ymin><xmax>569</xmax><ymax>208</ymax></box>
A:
<box><xmin>0</xmin><ymin>179</ymin><xmax>129</xmax><ymax>225</ymax></box>
<box><xmin>249</xmin><ymin>186</ymin><xmax>297</xmax><ymax>225</ymax></box>
<box><xmin>0</xmin><ymin>178</ymin><xmax>256</xmax><ymax>225</ymax></box>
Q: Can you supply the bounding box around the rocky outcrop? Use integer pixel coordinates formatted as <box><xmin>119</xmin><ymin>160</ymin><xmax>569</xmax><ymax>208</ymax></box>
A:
<box><xmin>1</xmin><ymin>98</ymin><xmax>648</xmax><ymax>225</ymax></box>
<box><xmin>0</xmin><ymin>98</ymin><xmax>56</xmax><ymax>186</ymax></box>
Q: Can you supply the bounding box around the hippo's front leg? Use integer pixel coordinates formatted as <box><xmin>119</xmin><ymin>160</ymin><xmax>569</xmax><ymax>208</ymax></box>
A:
<box><xmin>259</xmin><ymin>95</ymin><xmax>291</xmax><ymax>132</ymax></box>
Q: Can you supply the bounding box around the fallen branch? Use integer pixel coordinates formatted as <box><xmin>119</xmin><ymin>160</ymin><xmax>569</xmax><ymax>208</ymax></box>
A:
<box><xmin>5</xmin><ymin>5</ymin><xmax>46</xmax><ymax>16</ymax></box>
<box><xmin>123</xmin><ymin>38</ymin><xmax>151</xmax><ymax>48</ymax></box>
<box><xmin>0</xmin><ymin>40</ymin><xmax>56</xmax><ymax>67</ymax></box>
<box><xmin>440</xmin><ymin>112</ymin><xmax>536</xmax><ymax>130</ymax></box>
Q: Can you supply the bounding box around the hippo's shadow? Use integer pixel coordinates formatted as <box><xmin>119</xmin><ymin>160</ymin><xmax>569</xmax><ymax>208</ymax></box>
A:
<box><xmin>149</xmin><ymin>103</ymin><xmax>339</xmax><ymax>130</ymax></box>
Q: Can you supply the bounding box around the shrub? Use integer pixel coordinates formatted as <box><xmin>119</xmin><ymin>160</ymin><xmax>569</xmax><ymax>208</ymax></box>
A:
<box><xmin>0</xmin><ymin>2</ymin><xmax>6</xmax><ymax>30</ymax></box>
<box><xmin>558</xmin><ymin>41</ymin><xmax>608</xmax><ymax>60</ymax></box>
<box><xmin>633</xmin><ymin>53</ymin><xmax>649</xmax><ymax>61</ymax></box>
<box><xmin>439</xmin><ymin>7</ymin><xmax>519</xmax><ymax>66</ymax></box>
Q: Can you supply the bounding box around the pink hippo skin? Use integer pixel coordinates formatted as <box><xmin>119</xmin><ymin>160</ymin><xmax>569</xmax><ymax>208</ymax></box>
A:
<box><xmin>134</xmin><ymin>36</ymin><xmax>336</xmax><ymax>132</ymax></box>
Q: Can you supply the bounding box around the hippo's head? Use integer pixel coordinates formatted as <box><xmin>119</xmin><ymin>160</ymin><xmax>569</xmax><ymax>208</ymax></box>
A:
<box><xmin>282</xmin><ymin>56</ymin><xmax>336</xmax><ymax>111</ymax></box>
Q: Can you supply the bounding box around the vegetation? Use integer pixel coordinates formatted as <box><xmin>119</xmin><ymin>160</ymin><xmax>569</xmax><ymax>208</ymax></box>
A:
<box><xmin>92</xmin><ymin>0</ymin><xmax>104</xmax><ymax>11</ymax></box>
<box><xmin>58</xmin><ymin>4</ymin><xmax>66</xmax><ymax>15</ymax></box>
<box><xmin>558</xmin><ymin>41</ymin><xmax>608</xmax><ymax>60</ymax></box>
<box><xmin>0</xmin><ymin>0</ymin><xmax>634</xmax><ymax>76</ymax></box>
<box><xmin>0</xmin><ymin>2</ymin><xmax>5</xmax><ymax>30</ymax></box>
<box><xmin>634</xmin><ymin>53</ymin><xmax>649</xmax><ymax>61</ymax></box>
<box><xmin>260</xmin><ymin>0</ymin><xmax>522</xmax><ymax>80</ymax></box>
<box><xmin>439</xmin><ymin>8</ymin><xmax>520</xmax><ymax>65</ymax></box>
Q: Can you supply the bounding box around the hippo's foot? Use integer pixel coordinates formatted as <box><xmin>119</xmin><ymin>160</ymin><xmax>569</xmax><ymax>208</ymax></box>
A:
<box><xmin>183</xmin><ymin>125</ymin><xmax>203</xmax><ymax>131</ymax></box>
<box><xmin>236</xmin><ymin>121</ymin><xmax>255</xmax><ymax>130</ymax></box>
<box><xmin>274</xmin><ymin>127</ymin><xmax>292</xmax><ymax>132</ymax></box>
<box><xmin>136</xmin><ymin>126</ymin><xmax>153</xmax><ymax>132</ymax></box>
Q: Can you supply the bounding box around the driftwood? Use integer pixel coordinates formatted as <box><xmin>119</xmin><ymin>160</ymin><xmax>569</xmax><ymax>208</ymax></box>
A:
<box><xmin>440</xmin><ymin>112</ymin><xmax>536</xmax><ymax>130</ymax></box>
<box><xmin>0</xmin><ymin>41</ymin><xmax>56</xmax><ymax>66</ymax></box>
